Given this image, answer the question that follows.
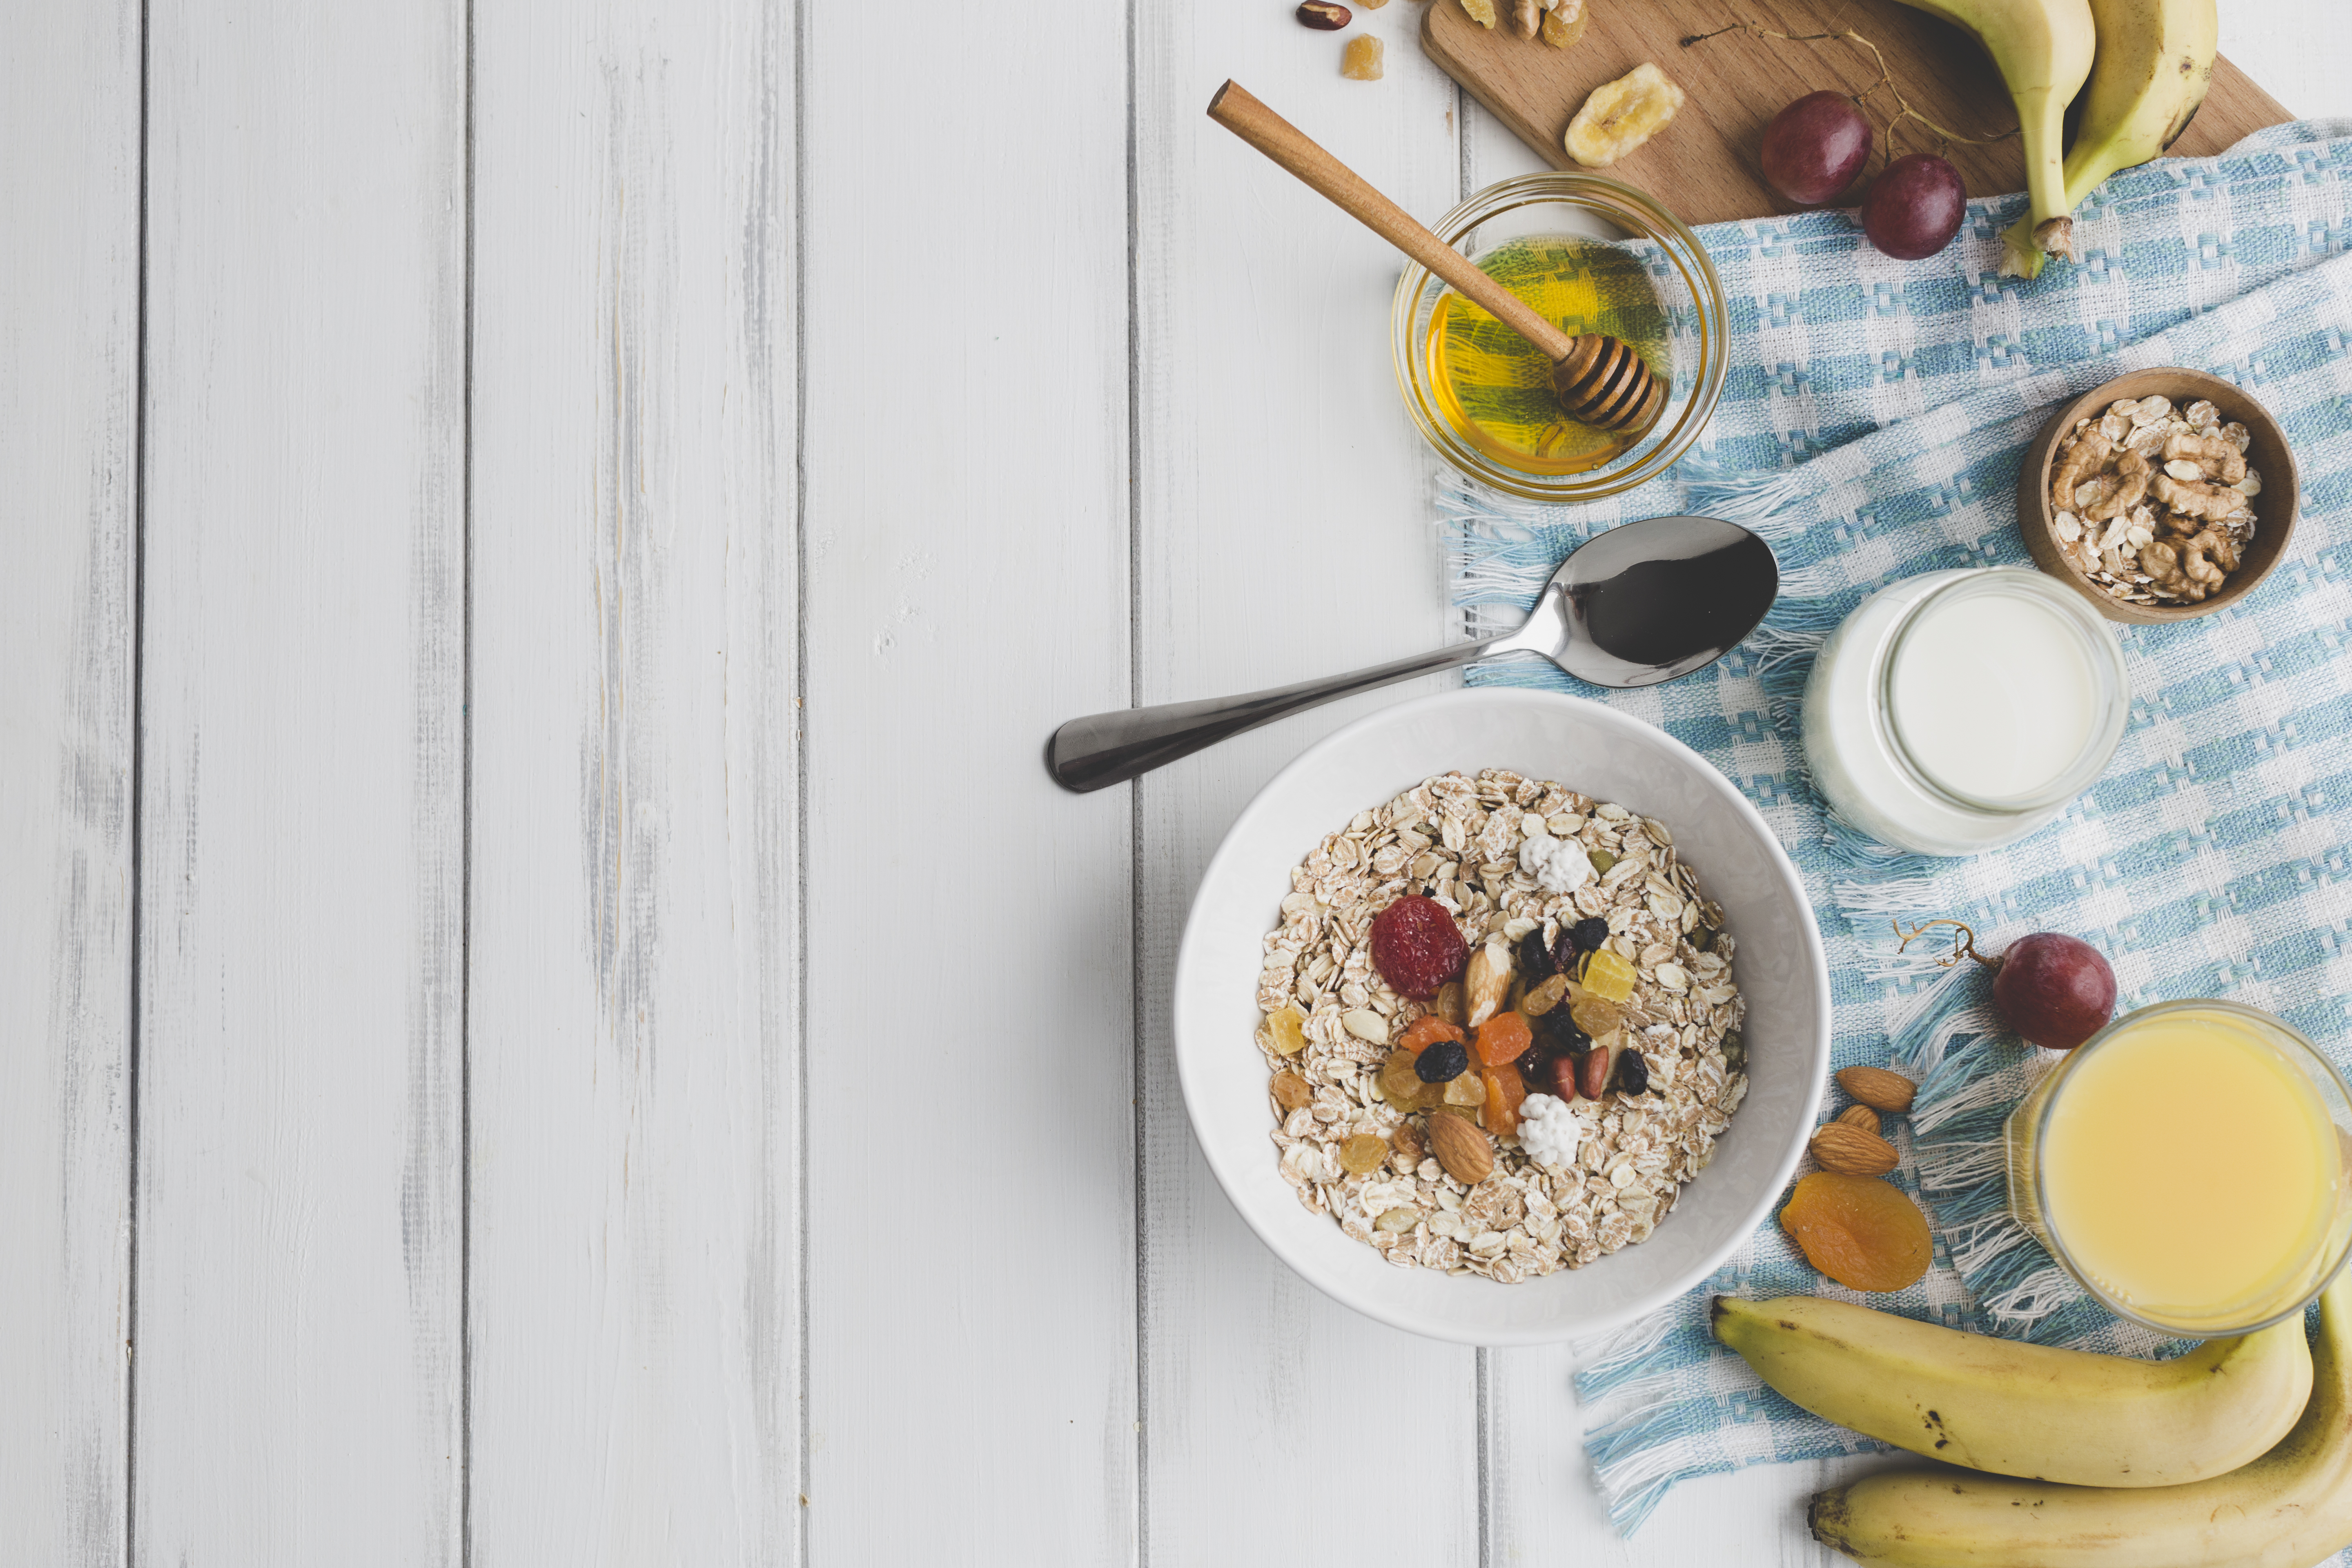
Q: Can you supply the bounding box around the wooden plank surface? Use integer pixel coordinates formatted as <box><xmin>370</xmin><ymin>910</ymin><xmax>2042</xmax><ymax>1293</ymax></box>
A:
<box><xmin>0</xmin><ymin>4</ymin><xmax>139</xmax><ymax>1565</ymax></box>
<box><xmin>1423</xmin><ymin>0</ymin><xmax>2292</xmax><ymax>225</ymax></box>
<box><xmin>795</xmin><ymin>0</ymin><xmax>1140</xmax><ymax>1559</ymax></box>
<box><xmin>465</xmin><ymin>1</ymin><xmax>801</xmax><ymax>1562</ymax></box>
<box><xmin>132</xmin><ymin>2</ymin><xmax>468</xmax><ymax>1562</ymax></box>
<box><xmin>1130</xmin><ymin>5</ymin><xmax>1485</xmax><ymax>1565</ymax></box>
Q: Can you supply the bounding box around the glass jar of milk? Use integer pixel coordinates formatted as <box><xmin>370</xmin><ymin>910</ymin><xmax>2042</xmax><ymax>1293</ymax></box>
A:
<box><xmin>1802</xmin><ymin>568</ymin><xmax>2129</xmax><ymax>856</ymax></box>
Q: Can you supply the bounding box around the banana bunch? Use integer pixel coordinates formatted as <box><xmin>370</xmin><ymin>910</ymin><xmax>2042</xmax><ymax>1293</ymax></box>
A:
<box><xmin>1884</xmin><ymin>0</ymin><xmax>2217</xmax><ymax>278</ymax></box>
<box><xmin>1724</xmin><ymin>1274</ymin><xmax>2352</xmax><ymax>1568</ymax></box>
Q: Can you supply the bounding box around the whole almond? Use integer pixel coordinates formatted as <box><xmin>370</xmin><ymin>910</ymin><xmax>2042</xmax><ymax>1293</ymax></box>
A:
<box><xmin>1464</xmin><ymin>938</ymin><xmax>1513</xmax><ymax>1027</ymax></box>
<box><xmin>1837</xmin><ymin>1065</ymin><xmax>1917</xmax><ymax>1114</ymax></box>
<box><xmin>1427</xmin><ymin>1111</ymin><xmax>1495</xmax><ymax>1184</ymax></box>
<box><xmin>1296</xmin><ymin>0</ymin><xmax>1352</xmax><ymax>27</ymax></box>
<box><xmin>1810</xmin><ymin>1123</ymin><xmax>1900</xmax><ymax>1176</ymax></box>
<box><xmin>1836</xmin><ymin>1105</ymin><xmax>1881</xmax><ymax>1136</ymax></box>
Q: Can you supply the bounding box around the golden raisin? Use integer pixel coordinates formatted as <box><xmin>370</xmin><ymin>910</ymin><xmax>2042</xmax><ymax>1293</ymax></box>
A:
<box><xmin>1266</xmin><ymin>1005</ymin><xmax>1309</xmax><ymax>1056</ymax></box>
<box><xmin>1779</xmin><ymin>1172</ymin><xmax>1932</xmax><ymax>1293</ymax></box>
<box><xmin>1521</xmin><ymin>973</ymin><xmax>1570</xmax><ymax>1016</ymax></box>
<box><xmin>1271</xmin><ymin>1071</ymin><xmax>1313</xmax><ymax>1113</ymax></box>
<box><xmin>1569</xmin><ymin>993</ymin><xmax>1625</xmax><ymax>1038</ymax></box>
<box><xmin>1339</xmin><ymin>1133</ymin><xmax>1390</xmax><ymax>1174</ymax></box>
<box><xmin>1432</xmin><ymin>982</ymin><xmax>1467</xmax><ymax>1025</ymax></box>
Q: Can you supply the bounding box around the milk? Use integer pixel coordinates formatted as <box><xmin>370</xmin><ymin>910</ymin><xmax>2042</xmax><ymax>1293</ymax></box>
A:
<box><xmin>1801</xmin><ymin>568</ymin><xmax>2127</xmax><ymax>856</ymax></box>
<box><xmin>1886</xmin><ymin>585</ymin><xmax>2101</xmax><ymax>802</ymax></box>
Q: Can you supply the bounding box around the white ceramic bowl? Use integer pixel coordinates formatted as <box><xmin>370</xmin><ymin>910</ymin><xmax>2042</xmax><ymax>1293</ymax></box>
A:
<box><xmin>1172</xmin><ymin>687</ymin><xmax>1830</xmax><ymax>1345</ymax></box>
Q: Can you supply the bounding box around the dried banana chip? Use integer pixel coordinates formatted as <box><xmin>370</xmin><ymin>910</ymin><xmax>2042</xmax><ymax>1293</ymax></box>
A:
<box><xmin>1564</xmin><ymin>62</ymin><xmax>1684</xmax><ymax>168</ymax></box>
<box><xmin>1460</xmin><ymin>0</ymin><xmax>1498</xmax><ymax>27</ymax></box>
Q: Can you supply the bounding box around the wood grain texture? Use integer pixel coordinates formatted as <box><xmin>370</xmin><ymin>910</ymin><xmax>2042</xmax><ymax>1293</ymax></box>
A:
<box><xmin>465</xmin><ymin>0</ymin><xmax>801</xmax><ymax>1561</ymax></box>
<box><xmin>796</xmin><ymin>0</ymin><xmax>1140</xmax><ymax>1559</ymax></box>
<box><xmin>1423</xmin><ymin>0</ymin><xmax>2291</xmax><ymax>225</ymax></box>
<box><xmin>133</xmin><ymin>3</ymin><xmax>468</xmax><ymax>1562</ymax></box>
<box><xmin>0</xmin><ymin>4</ymin><xmax>139</xmax><ymax>1565</ymax></box>
<box><xmin>1131</xmin><ymin>7</ymin><xmax>1481</xmax><ymax>1564</ymax></box>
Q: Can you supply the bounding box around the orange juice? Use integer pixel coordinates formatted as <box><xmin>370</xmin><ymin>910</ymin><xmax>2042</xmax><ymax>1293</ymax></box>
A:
<box><xmin>2007</xmin><ymin>1001</ymin><xmax>2352</xmax><ymax>1334</ymax></box>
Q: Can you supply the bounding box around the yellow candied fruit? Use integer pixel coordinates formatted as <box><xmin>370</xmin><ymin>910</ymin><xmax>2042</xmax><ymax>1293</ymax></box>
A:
<box><xmin>1267</xmin><ymin>1004</ymin><xmax>1309</xmax><ymax>1056</ymax></box>
<box><xmin>1339</xmin><ymin>1133</ymin><xmax>1390</xmax><ymax>1175</ymax></box>
<box><xmin>1341</xmin><ymin>35</ymin><xmax>1384</xmax><ymax>80</ymax></box>
<box><xmin>1541</xmin><ymin>2</ymin><xmax>1586</xmax><ymax>47</ymax></box>
<box><xmin>1583</xmin><ymin>947</ymin><xmax>1638</xmax><ymax>1003</ymax></box>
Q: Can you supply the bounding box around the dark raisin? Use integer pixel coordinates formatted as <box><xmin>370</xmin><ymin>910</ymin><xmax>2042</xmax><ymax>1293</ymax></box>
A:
<box><xmin>1549</xmin><ymin>932</ymin><xmax>1578</xmax><ymax>976</ymax></box>
<box><xmin>1513</xmin><ymin>1043</ymin><xmax>1552</xmax><ymax>1084</ymax></box>
<box><xmin>1571</xmin><ymin>916</ymin><xmax>1611</xmax><ymax>953</ymax></box>
<box><xmin>1414</xmin><ymin>1040</ymin><xmax>1470</xmax><ymax>1083</ymax></box>
<box><xmin>1516</xmin><ymin>928</ymin><xmax>1555</xmax><ymax>982</ymax></box>
<box><xmin>1533</xmin><ymin>1008</ymin><xmax>1589</xmax><ymax>1054</ymax></box>
<box><xmin>1615</xmin><ymin>1050</ymin><xmax>1650</xmax><ymax>1095</ymax></box>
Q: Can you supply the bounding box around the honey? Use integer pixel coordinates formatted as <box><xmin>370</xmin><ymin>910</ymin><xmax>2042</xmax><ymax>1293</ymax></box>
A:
<box><xmin>1421</xmin><ymin>235</ymin><xmax>1670</xmax><ymax>475</ymax></box>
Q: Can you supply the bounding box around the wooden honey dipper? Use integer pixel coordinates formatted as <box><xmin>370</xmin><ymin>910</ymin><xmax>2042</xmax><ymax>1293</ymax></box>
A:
<box><xmin>1207</xmin><ymin>80</ymin><xmax>1664</xmax><ymax>434</ymax></box>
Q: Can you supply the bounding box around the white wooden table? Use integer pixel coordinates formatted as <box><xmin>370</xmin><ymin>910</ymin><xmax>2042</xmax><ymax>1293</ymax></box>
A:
<box><xmin>4</xmin><ymin>4</ymin><xmax>2344</xmax><ymax>1563</ymax></box>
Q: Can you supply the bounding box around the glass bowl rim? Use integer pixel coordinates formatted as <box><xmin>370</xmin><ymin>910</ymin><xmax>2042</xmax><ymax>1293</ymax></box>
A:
<box><xmin>1389</xmin><ymin>169</ymin><xmax>1728</xmax><ymax>504</ymax></box>
<box><xmin>2029</xmin><ymin>996</ymin><xmax>2352</xmax><ymax>1338</ymax></box>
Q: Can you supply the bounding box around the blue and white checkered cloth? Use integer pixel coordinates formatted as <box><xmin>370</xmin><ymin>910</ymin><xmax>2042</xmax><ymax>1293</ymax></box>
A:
<box><xmin>1444</xmin><ymin>121</ymin><xmax>2352</xmax><ymax>1537</ymax></box>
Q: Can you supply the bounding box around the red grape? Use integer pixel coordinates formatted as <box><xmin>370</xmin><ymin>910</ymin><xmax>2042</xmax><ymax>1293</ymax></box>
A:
<box><xmin>1759</xmin><ymin>92</ymin><xmax>1873</xmax><ymax>207</ymax></box>
<box><xmin>1991</xmin><ymin>933</ymin><xmax>2116</xmax><ymax>1050</ymax></box>
<box><xmin>1861</xmin><ymin>154</ymin><xmax>1966</xmax><ymax>260</ymax></box>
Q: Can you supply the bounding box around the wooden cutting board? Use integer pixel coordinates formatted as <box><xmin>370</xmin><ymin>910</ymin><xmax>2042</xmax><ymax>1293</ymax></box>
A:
<box><xmin>1422</xmin><ymin>0</ymin><xmax>2294</xmax><ymax>225</ymax></box>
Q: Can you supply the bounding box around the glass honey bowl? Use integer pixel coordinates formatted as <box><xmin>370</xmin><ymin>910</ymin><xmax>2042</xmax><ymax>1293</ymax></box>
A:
<box><xmin>1390</xmin><ymin>172</ymin><xmax>1727</xmax><ymax>503</ymax></box>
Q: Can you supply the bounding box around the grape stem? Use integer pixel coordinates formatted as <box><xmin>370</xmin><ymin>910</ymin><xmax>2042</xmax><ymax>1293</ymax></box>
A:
<box><xmin>1891</xmin><ymin>917</ymin><xmax>2002</xmax><ymax>971</ymax></box>
<box><xmin>1679</xmin><ymin>21</ymin><xmax>2021</xmax><ymax>169</ymax></box>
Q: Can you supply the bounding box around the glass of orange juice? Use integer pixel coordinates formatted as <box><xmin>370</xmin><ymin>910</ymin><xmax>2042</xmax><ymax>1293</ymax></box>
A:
<box><xmin>2005</xmin><ymin>999</ymin><xmax>2352</xmax><ymax>1336</ymax></box>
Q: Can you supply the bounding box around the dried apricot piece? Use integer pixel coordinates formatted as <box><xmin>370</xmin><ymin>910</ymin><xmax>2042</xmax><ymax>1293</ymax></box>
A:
<box><xmin>1481</xmin><ymin>1062</ymin><xmax>1526</xmax><ymax>1138</ymax></box>
<box><xmin>1780</xmin><ymin>1172</ymin><xmax>1932</xmax><ymax>1292</ymax></box>
<box><xmin>1474</xmin><ymin>1009</ymin><xmax>1533</xmax><ymax>1067</ymax></box>
<box><xmin>1399</xmin><ymin>1015</ymin><xmax>1468</xmax><ymax>1055</ymax></box>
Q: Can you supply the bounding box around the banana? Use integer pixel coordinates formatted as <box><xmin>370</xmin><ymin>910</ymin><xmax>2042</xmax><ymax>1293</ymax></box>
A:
<box><xmin>1808</xmin><ymin>1272</ymin><xmax>2352</xmax><ymax>1568</ymax></box>
<box><xmin>1715</xmin><ymin>1294</ymin><xmax>2311</xmax><ymax>1487</ymax></box>
<box><xmin>2000</xmin><ymin>0</ymin><xmax>2218</xmax><ymax>272</ymax></box>
<box><xmin>1884</xmin><ymin>0</ymin><xmax>2096</xmax><ymax>278</ymax></box>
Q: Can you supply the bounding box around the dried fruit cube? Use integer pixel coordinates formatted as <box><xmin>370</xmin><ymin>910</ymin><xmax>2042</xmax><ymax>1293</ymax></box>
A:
<box><xmin>1460</xmin><ymin>0</ymin><xmax>1497</xmax><ymax>25</ymax></box>
<box><xmin>1339</xmin><ymin>1133</ymin><xmax>1390</xmax><ymax>1174</ymax></box>
<box><xmin>1564</xmin><ymin>62</ymin><xmax>1686</xmax><ymax>169</ymax></box>
<box><xmin>1474</xmin><ymin>1009</ymin><xmax>1532</xmax><ymax>1068</ymax></box>
<box><xmin>1481</xmin><ymin>1062</ymin><xmax>1526</xmax><ymax>1137</ymax></box>
<box><xmin>1541</xmin><ymin>0</ymin><xmax>1586</xmax><ymax>47</ymax></box>
<box><xmin>1582</xmin><ymin>948</ymin><xmax>1638</xmax><ymax>1003</ymax></box>
<box><xmin>1780</xmin><ymin>1172</ymin><xmax>1932</xmax><ymax>1292</ymax></box>
<box><xmin>1341</xmin><ymin>34</ymin><xmax>1384</xmax><ymax>79</ymax></box>
<box><xmin>1271</xmin><ymin>1071</ymin><xmax>1313</xmax><ymax>1112</ymax></box>
<box><xmin>1266</xmin><ymin>1005</ymin><xmax>1309</xmax><ymax>1057</ymax></box>
<box><xmin>1443</xmin><ymin>1071</ymin><xmax>1486</xmax><ymax>1106</ymax></box>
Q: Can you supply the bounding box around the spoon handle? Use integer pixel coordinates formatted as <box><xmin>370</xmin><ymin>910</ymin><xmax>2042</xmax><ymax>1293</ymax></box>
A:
<box><xmin>1048</xmin><ymin>636</ymin><xmax>1510</xmax><ymax>793</ymax></box>
<box><xmin>1206</xmin><ymin>81</ymin><xmax>1578</xmax><ymax>364</ymax></box>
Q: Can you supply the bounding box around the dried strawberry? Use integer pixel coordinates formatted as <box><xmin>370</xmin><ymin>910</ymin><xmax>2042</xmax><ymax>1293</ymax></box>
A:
<box><xmin>1369</xmin><ymin>895</ymin><xmax>1469</xmax><ymax>1000</ymax></box>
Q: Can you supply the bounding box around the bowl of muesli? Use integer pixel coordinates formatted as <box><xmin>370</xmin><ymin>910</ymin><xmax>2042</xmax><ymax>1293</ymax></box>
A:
<box><xmin>1172</xmin><ymin>687</ymin><xmax>1830</xmax><ymax>1345</ymax></box>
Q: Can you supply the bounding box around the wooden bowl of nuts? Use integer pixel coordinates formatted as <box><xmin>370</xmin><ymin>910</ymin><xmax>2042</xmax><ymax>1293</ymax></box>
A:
<box><xmin>2016</xmin><ymin>369</ymin><xmax>2297</xmax><ymax>624</ymax></box>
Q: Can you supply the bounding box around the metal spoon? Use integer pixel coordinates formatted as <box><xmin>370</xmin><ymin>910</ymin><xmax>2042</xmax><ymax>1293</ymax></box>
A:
<box><xmin>1048</xmin><ymin>514</ymin><xmax>1777</xmax><ymax>793</ymax></box>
